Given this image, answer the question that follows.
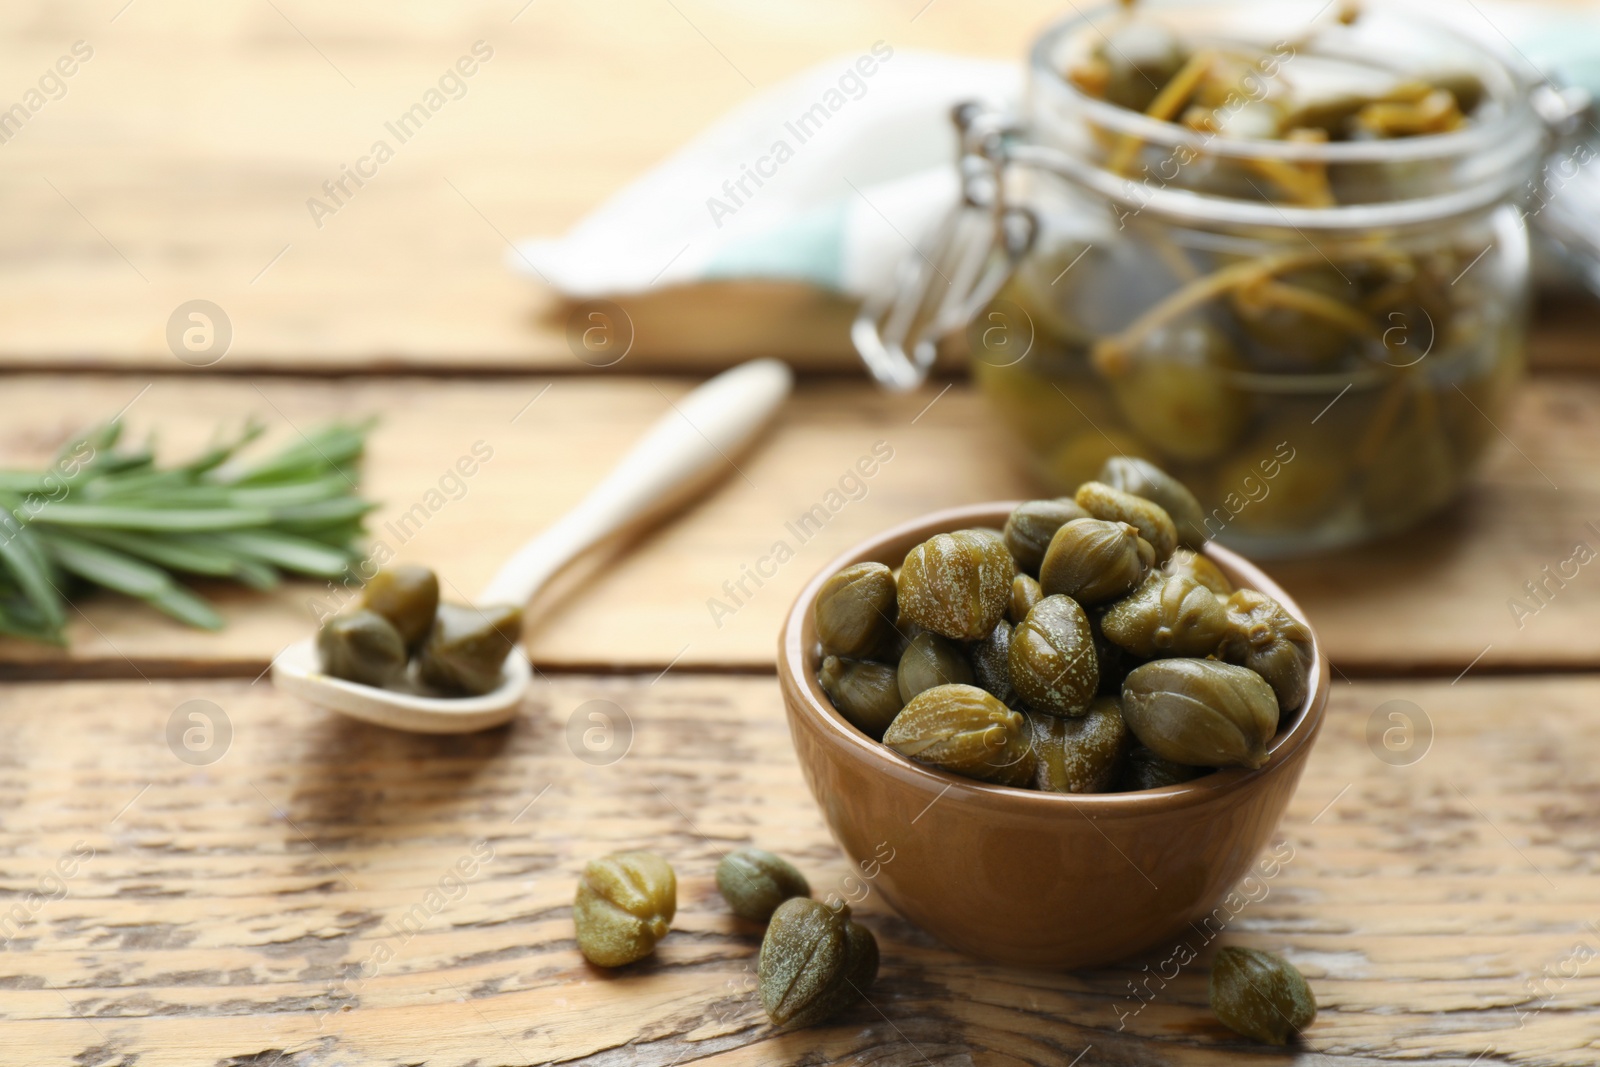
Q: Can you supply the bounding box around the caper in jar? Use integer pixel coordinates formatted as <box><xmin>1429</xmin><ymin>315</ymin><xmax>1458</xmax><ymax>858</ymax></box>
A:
<box><xmin>1219</xmin><ymin>589</ymin><xmax>1314</xmax><ymax>713</ymax></box>
<box><xmin>717</xmin><ymin>847</ymin><xmax>811</xmax><ymax>923</ymax></box>
<box><xmin>1098</xmin><ymin>456</ymin><xmax>1208</xmax><ymax>550</ymax></box>
<box><xmin>815</xmin><ymin>562</ymin><xmax>899</xmax><ymax>660</ymax></box>
<box><xmin>759</xmin><ymin>898</ymin><xmax>878</xmax><ymax>1028</ymax></box>
<box><xmin>897</xmin><ymin>630</ymin><xmax>975</xmax><ymax>703</ymax></box>
<box><xmin>883</xmin><ymin>684</ymin><xmax>1036</xmax><ymax>787</ymax></box>
<box><xmin>1100</xmin><ymin>573</ymin><xmax>1228</xmax><ymax>659</ymax></box>
<box><xmin>1121</xmin><ymin>659</ymin><xmax>1280</xmax><ymax>769</ymax></box>
<box><xmin>1038</xmin><ymin>518</ymin><xmax>1153</xmax><ymax>605</ymax></box>
<box><xmin>897</xmin><ymin>530</ymin><xmax>1015</xmax><ymax>641</ymax></box>
<box><xmin>1009</xmin><ymin>573</ymin><xmax>1043</xmax><ymax>623</ymax></box>
<box><xmin>1029</xmin><ymin>696</ymin><xmax>1131</xmax><ymax>793</ymax></box>
<box><xmin>1095</xmin><ymin>22</ymin><xmax>1188</xmax><ymax>112</ymax></box>
<box><xmin>417</xmin><ymin>602</ymin><xmax>523</xmax><ymax>696</ymax></box>
<box><xmin>1002</xmin><ymin>498</ymin><xmax>1090</xmax><ymax>574</ymax></box>
<box><xmin>969</xmin><ymin>620</ymin><xmax>1015</xmax><ymax>704</ymax></box>
<box><xmin>1162</xmin><ymin>547</ymin><xmax>1233</xmax><ymax>595</ymax></box>
<box><xmin>1075</xmin><ymin>481</ymin><xmax>1178</xmax><ymax>563</ymax></box>
<box><xmin>1009</xmin><ymin>595</ymin><xmax>1099</xmax><ymax>717</ymax></box>
<box><xmin>819</xmin><ymin>656</ymin><xmax>904</xmax><ymax>740</ymax></box>
<box><xmin>359</xmin><ymin>564</ymin><xmax>440</xmax><ymax>648</ymax></box>
<box><xmin>317</xmin><ymin>609</ymin><xmax>407</xmax><ymax>687</ymax></box>
<box><xmin>574</xmin><ymin>850</ymin><xmax>677</xmax><ymax>967</ymax></box>
<box><xmin>1210</xmin><ymin>946</ymin><xmax>1317</xmax><ymax>1045</ymax></box>
<box><xmin>1104</xmin><ymin>320</ymin><xmax>1249</xmax><ymax>464</ymax></box>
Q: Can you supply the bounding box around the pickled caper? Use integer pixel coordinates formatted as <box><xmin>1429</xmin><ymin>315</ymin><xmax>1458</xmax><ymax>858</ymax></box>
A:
<box><xmin>1162</xmin><ymin>547</ymin><xmax>1233</xmax><ymax>595</ymax></box>
<box><xmin>1076</xmin><ymin>481</ymin><xmax>1179</xmax><ymax>563</ymax></box>
<box><xmin>1098</xmin><ymin>456</ymin><xmax>1209</xmax><ymax>550</ymax></box>
<box><xmin>897</xmin><ymin>530</ymin><xmax>1015</xmax><ymax>642</ymax></box>
<box><xmin>1009</xmin><ymin>573</ymin><xmax>1044</xmax><ymax>624</ymax></box>
<box><xmin>717</xmin><ymin>848</ymin><xmax>811</xmax><ymax>923</ymax></box>
<box><xmin>820</xmin><ymin>656</ymin><xmax>904</xmax><ymax>740</ymax></box>
<box><xmin>1028</xmin><ymin>696</ymin><xmax>1130</xmax><ymax>793</ymax></box>
<box><xmin>317</xmin><ymin>609</ymin><xmax>407</xmax><ymax>687</ymax></box>
<box><xmin>759</xmin><ymin>899</ymin><xmax>878</xmax><ymax>1028</ymax></box>
<box><xmin>1009</xmin><ymin>595</ymin><xmax>1099</xmax><ymax>717</ymax></box>
<box><xmin>1219</xmin><ymin>589</ymin><xmax>1314</xmax><ymax>713</ymax></box>
<box><xmin>897</xmin><ymin>631</ymin><xmax>975</xmax><ymax>703</ymax></box>
<box><xmin>1120</xmin><ymin>742</ymin><xmax>1207</xmax><ymax>791</ymax></box>
<box><xmin>359</xmin><ymin>565</ymin><xmax>439</xmax><ymax>648</ymax></box>
<box><xmin>815</xmin><ymin>562</ymin><xmax>899</xmax><ymax>660</ymax></box>
<box><xmin>574</xmin><ymin>851</ymin><xmax>677</xmax><ymax>967</ymax></box>
<box><xmin>1039</xmin><ymin>518</ymin><xmax>1152</xmax><ymax>605</ymax></box>
<box><xmin>1107</xmin><ymin>320</ymin><xmax>1249</xmax><ymax>463</ymax></box>
<box><xmin>417</xmin><ymin>602</ymin><xmax>523</xmax><ymax>696</ymax></box>
<box><xmin>1121</xmin><ymin>659</ymin><xmax>1280</xmax><ymax>769</ymax></box>
<box><xmin>969</xmin><ymin>620</ymin><xmax>1015</xmax><ymax>704</ymax></box>
<box><xmin>1003</xmin><ymin>498</ymin><xmax>1090</xmax><ymax>575</ymax></box>
<box><xmin>1100</xmin><ymin>573</ymin><xmax>1228</xmax><ymax>659</ymax></box>
<box><xmin>1210</xmin><ymin>946</ymin><xmax>1317</xmax><ymax>1045</ymax></box>
<box><xmin>883</xmin><ymin>684</ymin><xmax>1036</xmax><ymax>787</ymax></box>
<box><xmin>1096</xmin><ymin>22</ymin><xmax>1188</xmax><ymax>112</ymax></box>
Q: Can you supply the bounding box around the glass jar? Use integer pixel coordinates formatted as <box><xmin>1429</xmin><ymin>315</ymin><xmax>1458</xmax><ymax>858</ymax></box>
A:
<box><xmin>854</xmin><ymin>0</ymin><xmax>1594</xmax><ymax>556</ymax></box>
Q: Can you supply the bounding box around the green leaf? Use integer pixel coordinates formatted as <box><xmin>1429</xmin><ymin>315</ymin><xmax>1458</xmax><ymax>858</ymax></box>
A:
<box><xmin>0</xmin><ymin>512</ymin><xmax>66</xmax><ymax>633</ymax></box>
<box><xmin>210</xmin><ymin>530</ymin><xmax>354</xmax><ymax>578</ymax></box>
<box><xmin>73</xmin><ymin>528</ymin><xmax>240</xmax><ymax>577</ymax></box>
<box><xmin>44</xmin><ymin>531</ymin><xmax>224</xmax><ymax>630</ymax></box>
<box><xmin>29</xmin><ymin>504</ymin><xmax>275</xmax><ymax>531</ymax></box>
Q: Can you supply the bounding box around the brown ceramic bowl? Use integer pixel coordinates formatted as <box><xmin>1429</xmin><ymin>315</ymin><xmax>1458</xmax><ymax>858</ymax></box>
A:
<box><xmin>778</xmin><ymin>503</ymin><xmax>1328</xmax><ymax>969</ymax></box>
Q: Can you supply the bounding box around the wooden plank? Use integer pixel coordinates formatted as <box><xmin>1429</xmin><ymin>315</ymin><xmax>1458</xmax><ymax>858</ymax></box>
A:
<box><xmin>0</xmin><ymin>672</ymin><xmax>1595</xmax><ymax>1065</ymax></box>
<box><xmin>0</xmin><ymin>1</ymin><xmax>1593</xmax><ymax>374</ymax></box>
<box><xmin>2</xmin><ymin>373</ymin><xmax>1599</xmax><ymax>676</ymax></box>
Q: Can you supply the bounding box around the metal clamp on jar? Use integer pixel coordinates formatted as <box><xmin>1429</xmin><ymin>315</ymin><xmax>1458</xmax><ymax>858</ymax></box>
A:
<box><xmin>855</xmin><ymin>0</ymin><xmax>1597</xmax><ymax>555</ymax></box>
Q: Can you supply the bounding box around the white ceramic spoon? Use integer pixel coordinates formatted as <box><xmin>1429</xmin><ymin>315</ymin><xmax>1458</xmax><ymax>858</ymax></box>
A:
<box><xmin>272</xmin><ymin>359</ymin><xmax>793</xmax><ymax>733</ymax></box>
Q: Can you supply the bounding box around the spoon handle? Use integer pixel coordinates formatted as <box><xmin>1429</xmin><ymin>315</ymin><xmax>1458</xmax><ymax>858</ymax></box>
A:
<box><xmin>477</xmin><ymin>358</ymin><xmax>793</xmax><ymax>606</ymax></box>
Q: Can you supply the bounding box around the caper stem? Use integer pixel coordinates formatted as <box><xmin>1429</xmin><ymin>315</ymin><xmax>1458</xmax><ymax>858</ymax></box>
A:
<box><xmin>1107</xmin><ymin>49</ymin><xmax>1217</xmax><ymax>175</ymax></box>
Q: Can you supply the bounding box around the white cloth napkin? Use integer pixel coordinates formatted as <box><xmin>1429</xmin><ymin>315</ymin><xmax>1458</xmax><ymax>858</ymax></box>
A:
<box><xmin>513</xmin><ymin>8</ymin><xmax>1600</xmax><ymax>306</ymax></box>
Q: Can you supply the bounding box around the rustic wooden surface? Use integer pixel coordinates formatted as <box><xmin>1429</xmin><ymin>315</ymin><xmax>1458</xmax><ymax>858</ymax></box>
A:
<box><xmin>1</xmin><ymin>373</ymin><xmax>1598</xmax><ymax>678</ymax></box>
<box><xmin>0</xmin><ymin>0</ymin><xmax>1594</xmax><ymax>374</ymax></box>
<box><xmin>0</xmin><ymin>673</ymin><xmax>1595</xmax><ymax>1066</ymax></box>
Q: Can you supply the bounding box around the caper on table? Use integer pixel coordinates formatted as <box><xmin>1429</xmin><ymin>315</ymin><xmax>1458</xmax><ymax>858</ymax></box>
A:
<box><xmin>717</xmin><ymin>847</ymin><xmax>811</xmax><ymax>923</ymax></box>
<box><xmin>574</xmin><ymin>850</ymin><xmax>677</xmax><ymax>967</ymax></box>
<box><xmin>759</xmin><ymin>898</ymin><xmax>878</xmax><ymax>1028</ymax></box>
<box><xmin>1210</xmin><ymin>946</ymin><xmax>1317</xmax><ymax>1045</ymax></box>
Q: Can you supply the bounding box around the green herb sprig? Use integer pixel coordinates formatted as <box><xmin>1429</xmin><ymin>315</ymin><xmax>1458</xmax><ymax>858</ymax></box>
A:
<box><xmin>0</xmin><ymin>417</ymin><xmax>375</xmax><ymax>645</ymax></box>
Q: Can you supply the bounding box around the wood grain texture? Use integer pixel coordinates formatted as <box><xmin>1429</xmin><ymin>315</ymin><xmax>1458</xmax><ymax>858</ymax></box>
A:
<box><xmin>0</xmin><ymin>672</ymin><xmax>1595</xmax><ymax>1065</ymax></box>
<box><xmin>2</xmin><ymin>373</ymin><xmax>1599</xmax><ymax>676</ymax></box>
<box><xmin>0</xmin><ymin>0</ymin><xmax>1593</xmax><ymax>373</ymax></box>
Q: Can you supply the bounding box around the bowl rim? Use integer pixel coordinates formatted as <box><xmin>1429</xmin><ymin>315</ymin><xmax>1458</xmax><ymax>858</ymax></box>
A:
<box><xmin>778</xmin><ymin>502</ymin><xmax>1330</xmax><ymax>819</ymax></box>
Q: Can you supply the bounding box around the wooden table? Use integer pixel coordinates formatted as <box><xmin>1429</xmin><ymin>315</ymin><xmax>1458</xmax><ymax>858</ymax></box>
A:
<box><xmin>3</xmin><ymin>3</ymin><xmax>1599</xmax><ymax>1065</ymax></box>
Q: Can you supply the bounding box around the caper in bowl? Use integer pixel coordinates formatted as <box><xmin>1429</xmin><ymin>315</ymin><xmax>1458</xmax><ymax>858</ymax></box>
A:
<box><xmin>778</xmin><ymin>463</ymin><xmax>1327</xmax><ymax>968</ymax></box>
